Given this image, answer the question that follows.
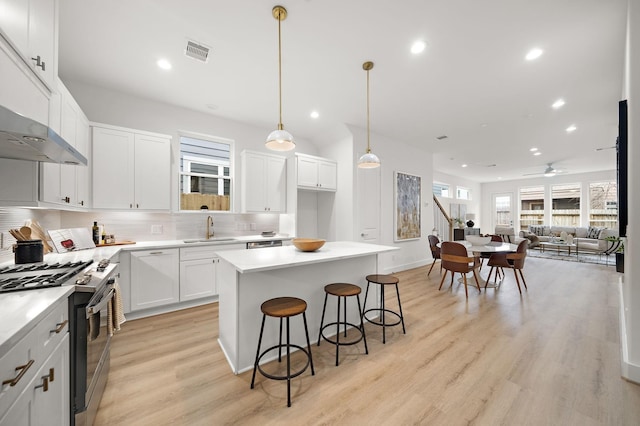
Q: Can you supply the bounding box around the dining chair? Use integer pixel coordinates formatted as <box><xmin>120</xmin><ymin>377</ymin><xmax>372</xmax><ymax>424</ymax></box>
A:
<box><xmin>479</xmin><ymin>235</ymin><xmax>504</xmax><ymax>276</ymax></box>
<box><xmin>438</xmin><ymin>241</ymin><xmax>482</xmax><ymax>298</ymax></box>
<box><xmin>486</xmin><ymin>239</ymin><xmax>528</xmax><ymax>293</ymax></box>
<box><xmin>427</xmin><ymin>235</ymin><xmax>441</xmax><ymax>276</ymax></box>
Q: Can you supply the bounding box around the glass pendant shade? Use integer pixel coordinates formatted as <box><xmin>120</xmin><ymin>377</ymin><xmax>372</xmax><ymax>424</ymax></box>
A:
<box><xmin>357</xmin><ymin>151</ymin><xmax>381</xmax><ymax>168</ymax></box>
<box><xmin>265</xmin><ymin>128</ymin><xmax>295</xmax><ymax>151</ymax></box>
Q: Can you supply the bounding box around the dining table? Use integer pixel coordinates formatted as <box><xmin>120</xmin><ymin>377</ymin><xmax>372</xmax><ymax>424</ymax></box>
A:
<box><xmin>439</xmin><ymin>240</ymin><xmax>519</xmax><ymax>289</ymax></box>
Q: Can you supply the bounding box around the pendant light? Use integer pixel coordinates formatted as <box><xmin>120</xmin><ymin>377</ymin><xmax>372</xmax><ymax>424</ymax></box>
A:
<box><xmin>358</xmin><ymin>61</ymin><xmax>380</xmax><ymax>168</ymax></box>
<box><xmin>265</xmin><ymin>5</ymin><xmax>295</xmax><ymax>152</ymax></box>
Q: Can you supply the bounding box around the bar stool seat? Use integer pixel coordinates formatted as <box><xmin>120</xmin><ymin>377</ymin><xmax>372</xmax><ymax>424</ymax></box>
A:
<box><xmin>362</xmin><ymin>274</ymin><xmax>406</xmax><ymax>344</ymax></box>
<box><xmin>317</xmin><ymin>283</ymin><xmax>368</xmax><ymax>366</ymax></box>
<box><xmin>250</xmin><ymin>297</ymin><xmax>315</xmax><ymax>407</ymax></box>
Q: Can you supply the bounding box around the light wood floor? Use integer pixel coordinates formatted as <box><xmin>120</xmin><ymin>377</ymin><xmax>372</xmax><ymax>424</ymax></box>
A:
<box><xmin>94</xmin><ymin>257</ymin><xmax>640</xmax><ymax>425</ymax></box>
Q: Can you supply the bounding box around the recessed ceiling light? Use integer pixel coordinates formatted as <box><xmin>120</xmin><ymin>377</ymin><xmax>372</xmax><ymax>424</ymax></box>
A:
<box><xmin>410</xmin><ymin>40</ymin><xmax>426</xmax><ymax>54</ymax></box>
<box><xmin>480</xmin><ymin>123</ymin><xmax>488</xmax><ymax>128</ymax></box>
<box><xmin>533</xmin><ymin>152</ymin><xmax>542</xmax><ymax>156</ymax></box>
<box><xmin>566</xmin><ymin>125</ymin><xmax>577</xmax><ymax>133</ymax></box>
<box><xmin>497</xmin><ymin>177</ymin><xmax>502</xmax><ymax>180</ymax></box>
<box><xmin>530</xmin><ymin>147</ymin><xmax>538</xmax><ymax>152</ymax></box>
<box><xmin>552</xmin><ymin>99</ymin><xmax>565</xmax><ymax>109</ymax></box>
<box><xmin>525</xmin><ymin>48</ymin><xmax>543</xmax><ymax>61</ymax></box>
<box><xmin>310</xmin><ymin>111</ymin><xmax>319</xmax><ymax>119</ymax></box>
<box><xmin>157</xmin><ymin>59</ymin><xmax>172</xmax><ymax>70</ymax></box>
<box><xmin>461</xmin><ymin>164</ymin><xmax>468</xmax><ymax>168</ymax></box>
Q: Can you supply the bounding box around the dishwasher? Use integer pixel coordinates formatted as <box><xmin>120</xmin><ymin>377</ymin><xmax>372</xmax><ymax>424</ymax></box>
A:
<box><xmin>246</xmin><ymin>240</ymin><xmax>283</xmax><ymax>249</ymax></box>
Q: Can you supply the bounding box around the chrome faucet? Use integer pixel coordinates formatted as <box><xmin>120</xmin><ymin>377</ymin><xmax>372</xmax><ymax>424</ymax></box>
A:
<box><xmin>206</xmin><ymin>215</ymin><xmax>214</xmax><ymax>239</ymax></box>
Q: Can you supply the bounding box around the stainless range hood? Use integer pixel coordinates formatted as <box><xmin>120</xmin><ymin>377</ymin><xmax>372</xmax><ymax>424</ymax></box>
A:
<box><xmin>0</xmin><ymin>104</ymin><xmax>87</xmax><ymax>165</ymax></box>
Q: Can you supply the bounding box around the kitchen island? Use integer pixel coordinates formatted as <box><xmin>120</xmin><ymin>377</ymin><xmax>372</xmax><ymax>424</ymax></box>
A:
<box><xmin>215</xmin><ymin>241</ymin><xmax>398</xmax><ymax>374</ymax></box>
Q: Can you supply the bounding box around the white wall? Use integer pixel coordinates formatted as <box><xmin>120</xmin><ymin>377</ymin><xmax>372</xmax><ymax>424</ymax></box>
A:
<box><xmin>621</xmin><ymin>0</ymin><xmax>640</xmax><ymax>383</ymax></box>
<box><xmin>480</xmin><ymin>170</ymin><xmax>616</xmax><ymax>233</ymax></box>
<box><xmin>433</xmin><ymin>170</ymin><xmax>482</xmax><ymax>229</ymax></box>
<box><xmin>350</xmin><ymin>125</ymin><xmax>434</xmax><ymax>272</ymax></box>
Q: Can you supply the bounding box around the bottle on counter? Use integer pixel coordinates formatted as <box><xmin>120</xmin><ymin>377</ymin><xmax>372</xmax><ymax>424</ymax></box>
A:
<box><xmin>92</xmin><ymin>221</ymin><xmax>100</xmax><ymax>245</ymax></box>
<box><xmin>101</xmin><ymin>225</ymin><xmax>107</xmax><ymax>244</ymax></box>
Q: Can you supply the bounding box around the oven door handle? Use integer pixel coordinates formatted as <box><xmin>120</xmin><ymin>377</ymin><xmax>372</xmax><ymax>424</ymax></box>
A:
<box><xmin>86</xmin><ymin>287</ymin><xmax>115</xmax><ymax>317</ymax></box>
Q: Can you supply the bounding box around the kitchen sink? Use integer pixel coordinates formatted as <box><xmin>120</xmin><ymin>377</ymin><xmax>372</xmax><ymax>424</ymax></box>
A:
<box><xmin>183</xmin><ymin>237</ymin><xmax>237</xmax><ymax>244</ymax></box>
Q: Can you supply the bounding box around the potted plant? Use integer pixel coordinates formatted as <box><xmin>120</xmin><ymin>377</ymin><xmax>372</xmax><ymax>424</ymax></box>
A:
<box><xmin>454</xmin><ymin>218</ymin><xmax>465</xmax><ymax>229</ymax></box>
<box><xmin>605</xmin><ymin>236</ymin><xmax>624</xmax><ymax>273</ymax></box>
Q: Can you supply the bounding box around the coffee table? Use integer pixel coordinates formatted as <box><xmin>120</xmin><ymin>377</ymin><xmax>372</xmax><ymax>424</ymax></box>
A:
<box><xmin>540</xmin><ymin>240</ymin><xmax>578</xmax><ymax>255</ymax></box>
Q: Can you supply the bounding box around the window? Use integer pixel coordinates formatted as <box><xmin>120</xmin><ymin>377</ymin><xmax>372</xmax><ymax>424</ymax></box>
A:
<box><xmin>456</xmin><ymin>186</ymin><xmax>471</xmax><ymax>200</ymax></box>
<box><xmin>551</xmin><ymin>183</ymin><xmax>580</xmax><ymax>226</ymax></box>
<box><xmin>519</xmin><ymin>186</ymin><xmax>544</xmax><ymax>232</ymax></box>
<box><xmin>433</xmin><ymin>182</ymin><xmax>450</xmax><ymax>198</ymax></box>
<box><xmin>179</xmin><ymin>134</ymin><xmax>233</xmax><ymax>211</ymax></box>
<box><xmin>589</xmin><ymin>181</ymin><xmax>617</xmax><ymax>228</ymax></box>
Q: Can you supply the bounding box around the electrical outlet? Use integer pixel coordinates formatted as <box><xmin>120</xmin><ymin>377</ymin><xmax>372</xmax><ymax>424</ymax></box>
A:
<box><xmin>151</xmin><ymin>225</ymin><xmax>163</xmax><ymax>235</ymax></box>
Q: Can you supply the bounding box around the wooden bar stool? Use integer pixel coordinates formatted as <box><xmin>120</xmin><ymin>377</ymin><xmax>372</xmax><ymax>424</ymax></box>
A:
<box><xmin>362</xmin><ymin>274</ymin><xmax>406</xmax><ymax>344</ymax></box>
<box><xmin>317</xmin><ymin>283</ymin><xmax>368</xmax><ymax>366</ymax></box>
<box><xmin>250</xmin><ymin>297</ymin><xmax>315</xmax><ymax>407</ymax></box>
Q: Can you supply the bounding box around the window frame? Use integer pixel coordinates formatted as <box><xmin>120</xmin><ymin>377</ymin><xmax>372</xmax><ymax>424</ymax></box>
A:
<box><xmin>178</xmin><ymin>131</ymin><xmax>235</xmax><ymax>212</ymax></box>
<box><xmin>433</xmin><ymin>181</ymin><xmax>451</xmax><ymax>198</ymax></box>
<box><xmin>456</xmin><ymin>186</ymin><xmax>471</xmax><ymax>200</ymax></box>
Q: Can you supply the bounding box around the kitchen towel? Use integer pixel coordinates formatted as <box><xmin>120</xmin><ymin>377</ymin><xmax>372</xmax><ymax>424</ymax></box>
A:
<box><xmin>107</xmin><ymin>282</ymin><xmax>126</xmax><ymax>336</ymax></box>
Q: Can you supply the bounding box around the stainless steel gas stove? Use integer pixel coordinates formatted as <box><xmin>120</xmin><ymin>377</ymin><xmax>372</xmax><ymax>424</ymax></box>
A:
<box><xmin>0</xmin><ymin>260</ymin><xmax>95</xmax><ymax>293</ymax></box>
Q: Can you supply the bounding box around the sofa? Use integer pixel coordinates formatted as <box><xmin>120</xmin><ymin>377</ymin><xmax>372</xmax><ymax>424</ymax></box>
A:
<box><xmin>519</xmin><ymin>225</ymin><xmax>618</xmax><ymax>254</ymax></box>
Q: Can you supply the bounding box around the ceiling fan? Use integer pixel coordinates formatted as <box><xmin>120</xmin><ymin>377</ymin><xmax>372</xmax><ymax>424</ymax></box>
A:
<box><xmin>523</xmin><ymin>163</ymin><xmax>565</xmax><ymax>177</ymax></box>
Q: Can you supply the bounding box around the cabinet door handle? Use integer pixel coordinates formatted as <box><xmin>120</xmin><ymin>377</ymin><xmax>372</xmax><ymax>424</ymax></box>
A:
<box><xmin>50</xmin><ymin>319</ymin><xmax>68</xmax><ymax>334</ymax></box>
<box><xmin>149</xmin><ymin>251</ymin><xmax>164</xmax><ymax>255</ymax></box>
<box><xmin>2</xmin><ymin>359</ymin><xmax>34</xmax><ymax>387</ymax></box>
<box><xmin>35</xmin><ymin>377</ymin><xmax>49</xmax><ymax>392</ymax></box>
<box><xmin>31</xmin><ymin>55</ymin><xmax>45</xmax><ymax>71</ymax></box>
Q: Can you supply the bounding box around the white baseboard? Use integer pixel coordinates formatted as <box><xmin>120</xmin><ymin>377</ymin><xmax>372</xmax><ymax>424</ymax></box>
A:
<box><xmin>382</xmin><ymin>259</ymin><xmax>429</xmax><ymax>275</ymax></box>
<box><xmin>619</xmin><ymin>280</ymin><xmax>640</xmax><ymax>384</ymax></box>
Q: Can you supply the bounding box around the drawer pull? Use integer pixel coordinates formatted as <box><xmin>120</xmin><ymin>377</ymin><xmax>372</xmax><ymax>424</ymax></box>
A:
<box><xmin>35</xmin><ymin>377</ymin><xmax>49</xmax><ymax>392</ymax></box>
<box><xmin>51</xmin><ymin>319</ymin><xmax>68</xmax><ymax>334</ymax></box>
<box><xmin>2</xmin><ymin>359</ymin><xmax>35</xmax><ymax>387</ymax></box>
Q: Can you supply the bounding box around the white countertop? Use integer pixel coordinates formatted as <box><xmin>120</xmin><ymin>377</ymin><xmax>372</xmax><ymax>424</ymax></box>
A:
<box><xmin>215</xmin><ymin>241</ymin><xmax>398</xmax><ymax>273</ymax></box>
<box><xmin>0</xmin><ymin>286</ymin><xmax>75</xmax><ymax>358</ymax></box>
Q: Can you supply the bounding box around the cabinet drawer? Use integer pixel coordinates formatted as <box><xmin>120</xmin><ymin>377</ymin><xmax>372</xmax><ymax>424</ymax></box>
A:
<box><xmin>0</xmin><ymin>326</ymin><xmax>37</xmax><ymax>416</ymax></box>
<box><xmin>34</xmin><ymin>300</ymin><xmax>68</xmax><ymax>363</ymax></box>
<box><xmin>180</xmin><ymin>246</ymin><xmax>220</xmax><ymax>261</ymax></box>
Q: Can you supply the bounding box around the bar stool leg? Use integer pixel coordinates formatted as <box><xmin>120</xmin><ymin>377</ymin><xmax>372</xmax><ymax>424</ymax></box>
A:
<box><xmin>302</xmin><ymin>312</ymin><xmax>315</xmax><ymax>375</ymax></box>
<box><xmin>250</xmin><ymin>314</ymin><xmax>267</xmax><ymax>389</ymax></box>
<box><xmin>286</xmin><ymin>316</ymin><xmax>291</xmax><ymax>407</ymax></box>
<box><xmin>356</xmin><ymin>294</ymin><xmax>368</xmax><ymax>354</ymax></box>
<box><xmin>395</xmin><ymin>283</ymin><xmax>406</xmax><ymax>334</ymax></box>
<box><xmin>278</xmin><ymin>317</ymin><xmax>283</xmax><ymax>362</ymax></box>
<box><xmin>381</xmin><ymin>285</ymin><xmax>386</xmax><ymax>344</ymax></box>
<box><xmin>362</xmin><ymin>282</ymin><xmax>371</xmax><ymax>315</ymax></box>
<box><xmin>343</xmin><ymin>295</ymin><xmax>348</xmax><ymax>337</ymax></box>
<box><xmin>335</xmin><ymin>295</ymin><xmax>341</xmax><ymax>366</ymax></box>
<box><xmin>317</xmin><ymin>292</ymin><xmax>329</xmax><ymax>346</ymax></box>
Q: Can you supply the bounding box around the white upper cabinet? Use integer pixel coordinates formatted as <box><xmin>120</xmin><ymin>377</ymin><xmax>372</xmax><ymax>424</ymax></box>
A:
<box><xmin>40</xmin><ymin>79</ymin><xmax>90</xmax><ymax>208</ymax></box>
<box><xmin>296</xmin><ymin>153</ymin><xmax>337</xmax><ymax>191</ymax></box>
<box><xmin>92</xmin><ymin>124</ymin><xmax>171</xmax><ymax>210</ymax></box>
<box><xmin>0</xmin><ymin>0</ymin><xmax>56</xmax><ymax>88</ymax></box>
<box><xmin>241</xmin><ymin>150</ymin><xmax>286</xmax><ymax>213</ymax></box>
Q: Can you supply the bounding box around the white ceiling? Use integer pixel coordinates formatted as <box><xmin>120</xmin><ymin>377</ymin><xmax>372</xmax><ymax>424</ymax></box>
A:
<box><xmin>57</xmin><ymin>0</ymin><xmax>628</xmax><ymax>182</ymax></box>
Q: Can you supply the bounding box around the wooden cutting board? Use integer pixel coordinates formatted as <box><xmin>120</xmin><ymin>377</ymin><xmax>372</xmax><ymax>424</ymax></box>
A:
<box><xmin>96</xmin><ymin>241</ymin><xmax>136</xmax><ymax>247</ymax></box>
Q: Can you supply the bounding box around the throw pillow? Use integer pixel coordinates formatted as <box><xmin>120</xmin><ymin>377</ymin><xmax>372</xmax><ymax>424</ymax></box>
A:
<box><xmin>530</xmin><ymin>225</ymin><xmax>544</xmax><ymax>236</ymax></box>
<box><xmin>586</xmin><ymin>226</ymin><xmax>602</xmax><ymax>239</ymax></box>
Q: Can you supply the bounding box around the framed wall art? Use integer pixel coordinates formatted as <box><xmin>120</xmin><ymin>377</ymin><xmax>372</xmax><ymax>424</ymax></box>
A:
<box><xmin>394</xmin><ymin>171</ymin><xmax>421</xmax><ymax>241</ymax></box>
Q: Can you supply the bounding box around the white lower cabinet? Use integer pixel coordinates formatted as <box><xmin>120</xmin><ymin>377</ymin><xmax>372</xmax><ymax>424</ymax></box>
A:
<box><xmin>0</xmin><ymin>299</ymin><xmax>69</xmax><ymax>426</ymax></box>
<box><xmin>130</xmin><ymin>249</ymin><xmax>179</xmax><ymax>310</ymax></box>
<box><xmin>179</xmin><ymin>244</ymin><xmax>245</xmax><ymax>302</ymax></box>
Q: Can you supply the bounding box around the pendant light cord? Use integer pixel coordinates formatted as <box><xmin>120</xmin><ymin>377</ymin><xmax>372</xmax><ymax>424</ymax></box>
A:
<box><xmin>366</xmin><ymin>67</ymin><xmax>371</xmax><ymax>153</ymax></box>
<box><xmin>277</xmin><ymin>14</ymin><xmax>283</xmax><ymax>130</ymax></box>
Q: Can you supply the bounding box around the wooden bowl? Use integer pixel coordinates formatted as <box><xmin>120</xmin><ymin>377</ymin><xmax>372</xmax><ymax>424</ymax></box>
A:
<box><xmin>292</xmin><ymin>238</ymin><xmax>326</xmax><ymax>252</ymax></box>
<box><xmin>465</xmin><ymin>235</ymin><xmax>492</xmax><ymax>246</ymax></box>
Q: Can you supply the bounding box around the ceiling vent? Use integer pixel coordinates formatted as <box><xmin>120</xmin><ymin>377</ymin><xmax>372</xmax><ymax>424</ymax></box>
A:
<box><xmin>185</xmin><ymin>40</ymin><xmax>210</xmax><ymax>63</ymax></box>
<box><xmin>435</xmin><ymin>135</ymin><xmax>448</xmax><ymax>140</ymax></box>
